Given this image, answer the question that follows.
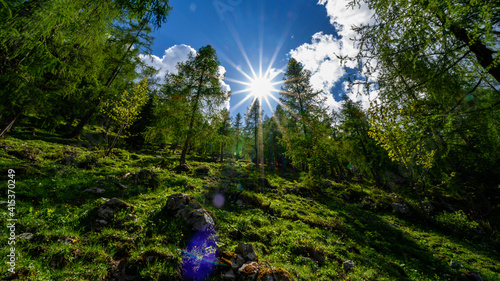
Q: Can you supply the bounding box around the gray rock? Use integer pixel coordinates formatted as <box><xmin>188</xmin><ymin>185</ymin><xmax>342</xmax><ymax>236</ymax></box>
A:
<box><xmin>468</xmin><ymin>272</ymin><xmax>483</xmax><ymax>281</ymax></box>
<box><xmin>97</xmin><ymin>206</ymin><xmax>115</xmax><ymax>220</ymax></box>
<box><xmin>222</xmin><ymin>269</ymin><xmax>236</xmax><ymax>280</ymax></box>
<box><xmin>95</xmin><ymin>198</ymin><xmax>131</xmax><ymax>231</ymax></box>
<box><xmin>188</xmin><ymin>209</ymin><xmax>215</xmax><ymax>232</ymax></box>
<box><xmin>83</xmin><ymin>187</ymin><xmax>106</xmax><ymax>194</ymax></box>
<box><xmin>165</xmin><ymin>193</ymin><xmax>215</xmax><ymax>232</ymax></box>
<box><xmin>342</xmin><ymin>260</ymin><xmax>355</xmax><ymax>271</ymax></box>
<box><xmin>392</xmin><ymin>203</ymin><xmax>410</xmax><ymax>214</ymax></box>
<box><xmin>124</xmin><ymin>214</ymin><xmax>138</xmax><ymax>222</ymax></box>
<box><xmin>95</xmin><ymin>219</ymin><xmax>108</xmax><ymax>225</ymax></box>
<box><xmin>166</xmin><ymin>193</ymin><xmax>190</xmax><ymax>211</ymax></box>
<box><xmin>18</xmin><ymin>233</ymin><xmax>33</xmax><ymax>240</ymax></box>
<box><xmin>237</xmin><ymin>242</ymin><xmax>258</xmax><ymax>262</ymax></box>
<box><xmin>60</xmin><ymin>236</ymin><xmax>77</xmax><ymax>244</ymax></box>
<box><xmin>106</xmin><ymin>197</ymin><xmax>129</xmax><ymax>209</ymax></box>
<box><xmin>232</xmin><ymin>254</ymin><xmax>246</xmax><ymax>270</ymax></box>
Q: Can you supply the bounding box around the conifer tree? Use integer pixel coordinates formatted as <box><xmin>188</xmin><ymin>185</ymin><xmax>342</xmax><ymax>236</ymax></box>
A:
<box><xmin>149</xmin><ymin>45</ymin><xmax>230</xmax><ymax>167</ymax></box>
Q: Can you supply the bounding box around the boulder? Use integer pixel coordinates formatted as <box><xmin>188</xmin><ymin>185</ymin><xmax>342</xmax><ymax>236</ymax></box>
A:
<box><xmin>164</xmin><ymin>193</ymin><xmax>215</xmax><ymax>232</ymax></box>
<box><xmin>83</xmin><ymin>187</ymin><xmax>106</xmax><ymax>194</ymax></box>
<box><xmin>237</xmin><ymin>242</ymin><xmax>258</xmax><ymax>262</ymax></box>
<box><xmin>94</xmin><ymin>198</ymin><xmax>132</xmax><ymax>231</ymax></box>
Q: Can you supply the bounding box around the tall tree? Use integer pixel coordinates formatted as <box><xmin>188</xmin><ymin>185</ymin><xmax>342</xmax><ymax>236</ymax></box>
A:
<box><xmin>233</xmin><ymin>112</ymin><xmax>243</xmax><ymax>158</ymax></box>
<box><xmin>245</xmin><ymin>99</ymin><xmax>262</xmax><ymax>169</ymax></box>
<box><xmin>278</xmin><ymin>58</ymin><xmax>329</xmax><ymax>174</ymax></box>
<box><xmin>149</xmin><ymin>45</ymin><xmax>229</xmax><ymax>167</ymax></box>
<box><xmin>216</xmin><ymin>108</ymin><xmax>233</xmax><ymax>162</ymax></box>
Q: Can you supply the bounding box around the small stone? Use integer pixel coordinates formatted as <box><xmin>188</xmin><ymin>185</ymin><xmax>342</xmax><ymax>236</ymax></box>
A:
<box><xmin>96</xmin><ymin>219</ymin><xmax>108</xmax><ymax>225</ymax></box>
<box><xmin>343</xmin><ymin>260</ymin><xmax>355</xmax><ymax>271</ymax></box>
<box><xmin>124</xmin><ymin>214</ymin><xmax>138</xmax><ymax>222</ymax></box>
<box><xmin>83</xmin><ymin>187</ymin><xmax>105</xmax><ymax>194</ymax></box>
<box><xmin>61</xmin><ymin>236</ymin><xmax>77</xmax><ymax>244</ymax></box>
<box><xmin>392</xmin><ymin>203</ymin><xmax>410</xmax><ymax>214</ymax></box>
<box><xmin>18</xmin><ymin>233</ymin><xmax>33</xmax><ymax>240</ymax></box>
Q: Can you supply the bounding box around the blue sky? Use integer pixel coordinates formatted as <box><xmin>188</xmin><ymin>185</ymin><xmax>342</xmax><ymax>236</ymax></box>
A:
<box><xmin>141</xmin><ymin>0</ymin><xmax>376</xmax><ymax>117</ymax></box>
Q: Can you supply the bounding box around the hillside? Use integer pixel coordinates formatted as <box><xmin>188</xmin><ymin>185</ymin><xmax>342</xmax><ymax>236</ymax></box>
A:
<box><xmin>1</xmin><ymin>129</ymin><xmax>499</xmax><ymax>280</ymax></box>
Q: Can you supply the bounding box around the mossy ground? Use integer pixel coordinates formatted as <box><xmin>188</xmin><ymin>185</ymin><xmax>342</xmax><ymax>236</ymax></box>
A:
<box><xmin>1</xmin><ymin>128</ymin><xmax>499</xmax><ymax>280</ymax></box>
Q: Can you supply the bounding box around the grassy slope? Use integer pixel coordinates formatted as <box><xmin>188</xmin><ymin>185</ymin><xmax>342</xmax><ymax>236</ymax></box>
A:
<box><xmin>0</xmin><ymin>129</ymin><xmax>499</xmax><ymax>280</ymax></box>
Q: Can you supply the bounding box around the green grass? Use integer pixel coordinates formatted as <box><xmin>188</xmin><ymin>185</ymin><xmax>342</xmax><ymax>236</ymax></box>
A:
<box><xmin>1</xmin><ymin>130</ymin><xmax>499</xmax><ymax>280</ymax></box>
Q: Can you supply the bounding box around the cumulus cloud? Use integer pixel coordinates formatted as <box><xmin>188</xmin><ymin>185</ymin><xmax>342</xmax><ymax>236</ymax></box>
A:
<box><xmin>139</xmin><ymin>44</ymin><xmax>196</xmax><ymax>83</ymax></box>
<box><xmin>289</xmin><ymin>0</ymin><xmax>376</xmax><ymax>110</ymax></box>
<box><xmin>218</xmin><ymin>65</ymin><xmax>232</xmax><ymax>110</ymax></box>
<box><xmin>289</xmin><ymin>32</ymin><xmax>345</xmax><ymax>110</ymax></box>
<box><xmin>139</xmin><ymin>44</ymin><xmax>231</xmax><ymax>110</ymax></box>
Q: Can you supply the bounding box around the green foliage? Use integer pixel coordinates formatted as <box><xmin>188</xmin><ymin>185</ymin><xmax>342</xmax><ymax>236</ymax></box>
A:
<box><xmin>435</xmin><ymin>210</ymin><xmax>480</xmax><ymax>233</ymax></box>
<box><xmin>147</xmin><ymin>45</ymin><xmax>230</xmax><ymax>165</ymax></box>
<box><xmin>101</xmin><ymin>77</ymin><xmax>149</xmax><ymax>129</ymax></box>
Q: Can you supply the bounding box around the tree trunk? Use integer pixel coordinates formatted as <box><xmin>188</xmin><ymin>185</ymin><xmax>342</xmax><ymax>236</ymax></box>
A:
<box><xmin>0</xmin><ymin>112</ymin><xmax>21</xmax><ymax>138</ymax></box>
<box><xmin>106</xmin><ymin>123</ymin><xmax>125</xmax><ymax>156</ymax></box>
<box><xmin>448</xmin><ymin>25</ymin><xmax>500</xmax><ymax>83</ymax></box>
<box><xmin>67</xmin><ymin>101</ymin><xmax>99</xmax><ymax>138</ymax></box>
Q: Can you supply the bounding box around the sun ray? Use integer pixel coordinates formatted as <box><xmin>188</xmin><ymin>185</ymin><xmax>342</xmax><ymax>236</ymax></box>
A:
<box><xmin>224</xmin><ymin>77</ymin><xmax>251</xmax><ymax>86</ymax></box>
<box><xmin>224</xmin><ymin>19</ymin><xmax>257</xmax><ymax>77</ymax></box>
<box><xmin>218</xmin><ymin>52</ymin><xmax>253</xmax><ymax>81</ymax></box>
<box><xmin>230</xmin><ymin>89</ymin><xmax>254</xmax><ymax>95</ymax></box>
<box><xmin>264</xmin><ymin>25</ymin><xmax>293</xmax><ymax>79</ymax></box>
<box><xmin>229</xmin><ymin>93</ymin><xmax>255</xmax><ymax>113</ymax></box>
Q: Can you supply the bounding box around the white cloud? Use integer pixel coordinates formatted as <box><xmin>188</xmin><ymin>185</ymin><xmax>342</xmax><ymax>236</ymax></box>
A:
<box><xmin>318</xmin><ymin>0</ymin><xmax>374</xmax><ymax>58</ymax></box>
<box><xmin>344</xmin><ymin>80</ymin><xmax>380</xmax><ymax>110</ymax></box>
<box><xmin>218</xmin><ymin>65</ymin><xmax>231</xmax><ymax>110</ymax></box>
<box><xmin>289</xmin><ymin>32</ymin><xmax>345</xmax><ymax>111</ymax></box>
<box><xmin>139</xmin><ymin>44</ymin><xmax>196</xmax><ymax>83</ymax></box>
<box><xmin>289</xmin><ymin>0</ymin><xmax>376</xmax><ymax>110</ymax></box>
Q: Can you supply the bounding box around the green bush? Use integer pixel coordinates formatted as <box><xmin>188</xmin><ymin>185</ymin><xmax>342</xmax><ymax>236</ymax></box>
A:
<box><xmin>435</xmin><ymin>210</ymin><xmax>479</xmax><ymax>233</ymax></box>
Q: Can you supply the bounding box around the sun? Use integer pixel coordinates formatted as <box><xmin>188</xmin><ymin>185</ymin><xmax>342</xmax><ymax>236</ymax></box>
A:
<box><xmin>248</xmin><ymin>75</ymin><xmax>275</xmax><ymax>100</ymax></box>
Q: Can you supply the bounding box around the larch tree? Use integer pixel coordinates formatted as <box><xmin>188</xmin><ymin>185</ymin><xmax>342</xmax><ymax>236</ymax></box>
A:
<box><xmin>245</xmin><ymin>99</ymin><xmax>262</xmax><ymax>169</ymax></box>
<box><xmin>350</xmin><ymin>0</ymin><xmax>499</xmax><ymax>196</ymax></box>
<box><xmin>278</xmin><ymin>58</ymin><xmax>329</xmax><ymax>174</ymax></box>
<box><xmin>150</xmin><ymin>45</ymin><xmax>230</xmax><ymax>167</ymax></box>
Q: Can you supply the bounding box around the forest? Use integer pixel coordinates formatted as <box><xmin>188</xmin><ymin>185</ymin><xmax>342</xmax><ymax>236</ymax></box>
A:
<box><xmin>1</xmin><ymin>0</ymin><xmax>499</xmax><ymax>280</ymax></box>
